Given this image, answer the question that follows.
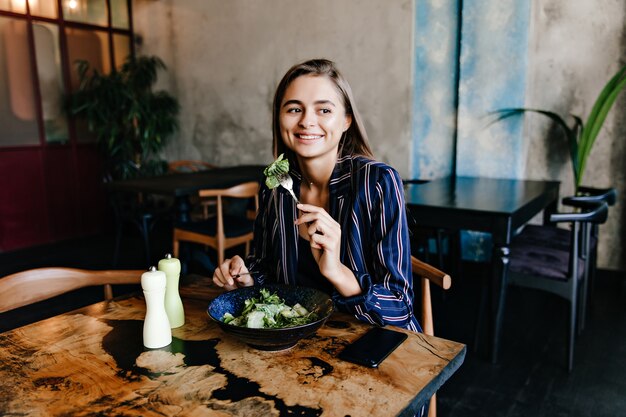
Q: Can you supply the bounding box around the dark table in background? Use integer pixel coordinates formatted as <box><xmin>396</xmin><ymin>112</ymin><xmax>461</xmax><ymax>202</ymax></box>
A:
<box><xmin>106</xmin><ymin>165</ymin><xmax>265</xmax><ymax>223</ymax></box>
<box><xmin>404</xmin><ymin>176</ymin><xmax>560</xmax><ymax>363</ymax></box>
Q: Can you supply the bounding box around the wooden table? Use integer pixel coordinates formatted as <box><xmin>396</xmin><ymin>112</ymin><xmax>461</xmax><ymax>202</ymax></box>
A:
<box><xmin>404</xmin><ymin>176</ymin><xmax>560</xmax><ymax>363</ymax></box>
<box><xmin>0</xmin><ymin>278</ymin><xmax>466</xmax><ymax>416</ymax></box>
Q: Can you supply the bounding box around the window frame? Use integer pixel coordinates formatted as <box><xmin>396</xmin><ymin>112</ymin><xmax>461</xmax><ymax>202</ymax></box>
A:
<box><xmin>0</xmin><ymin>0</ymin><xmax>134</xmax><ymax>149</ymax></box>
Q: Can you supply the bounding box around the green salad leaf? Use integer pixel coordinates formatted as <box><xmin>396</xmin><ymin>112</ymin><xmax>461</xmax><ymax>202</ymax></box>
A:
<box><xmin>263</xmin><ymin>153</ymin><xmax>290</xmax><ymax>189</ymax></box>
<box><xmin>222</xmin><ymin>288</ymin><xmax>319</xmax><ymax>329</ymax></box>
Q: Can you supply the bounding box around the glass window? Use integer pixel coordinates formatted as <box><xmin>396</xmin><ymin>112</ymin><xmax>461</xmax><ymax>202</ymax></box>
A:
<box><xmin>33</xmin><ymin>22</ymin><xmax>68</xmax><ymax>143</ymax></box>
<box><xmin>66</xmin><ymin>27</ymin><xmax>110</xmax><ymax>91</ymax></box>
<box><xmin>112</xmin><ymin>33</ymin><xmax>130</xmax><ymax>70</ymax></box>
<box><xmin>29</xmin><ymin>0</ymin><xmax>58</xmax><ymax>18</ymax></box>
<box><xmin>63</xmin><ymin>0</ymin><xmax>107</xmax><ymax>26</ymax></box>
<box><xmin>0</xmin><ymin>0</ymin><xmax>27</xmax><ymax>13</ymax></box>
<box><xmin>0</xmin><ymin>17</ymin><xmax>40</xmax><ymax>146</ymax></box>
<box><xmin>0</xmin><ymin>0</ymin><xmax>131</xmax><ymax>148</ymax></box>
<box><xmin>110</xmin><ymin>0</ymin><xmax>129</xmax><ymax>29</ymax></box>
<box><xmin>66</xmin><ymin>27</ymin><xmax>110</xmax><ymax>143</ymax></box>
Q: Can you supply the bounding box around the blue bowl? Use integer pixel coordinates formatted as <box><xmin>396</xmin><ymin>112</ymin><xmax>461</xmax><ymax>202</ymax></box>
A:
<box><xmin>207</xmin><ymin>284</ymin><xmax>334</xmax><ymax>351</ymax></box>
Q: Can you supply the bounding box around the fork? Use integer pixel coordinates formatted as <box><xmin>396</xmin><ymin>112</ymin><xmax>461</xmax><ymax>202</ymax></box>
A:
<box><xmin>278</xmin><ymin>173</ymin><xmax>300</xmax><ymax>204</ymax></box>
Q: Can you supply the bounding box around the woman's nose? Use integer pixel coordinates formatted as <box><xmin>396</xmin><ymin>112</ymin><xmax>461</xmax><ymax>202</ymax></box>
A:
<box><xmin>298</xmin><ymin>111</ymin><xmax>316</xmax><ymax>128</ymax></box>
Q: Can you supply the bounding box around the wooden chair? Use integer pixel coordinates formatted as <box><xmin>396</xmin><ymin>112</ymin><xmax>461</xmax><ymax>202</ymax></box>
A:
<box><xmin>172</xmin><ymin>181</ymin><xmax>260</xmax><ymax>267</ymax></box>
<box><xmin>411</xmin><ymin>255</ymin><xmax>452</xmax><ymax>417</ymax></box>
<box><xmin>168</xmin><ymin>160</ymin><xmax>218</xmax><ymax>219</ymax></box>
<box><xmin>0</xmin><ymin>267</ymin><xmax>144</xmax><ymax>313</ymax></box>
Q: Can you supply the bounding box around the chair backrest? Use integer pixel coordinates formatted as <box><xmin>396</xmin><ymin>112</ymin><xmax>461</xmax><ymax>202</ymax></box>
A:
<box><xmin>411</xmin><ymin>255</ymin><xmax>452</xmax><ymax>336</ymax></box>
<box><xmin>168</xmin><ymin>160</ymin><xmax>217</xmax><ymax>173</ymax></box>
<box><xmin>200</xmin><ymin>181</ymin><xmax>260</xmax><ymax>264</ymax></box>
<box><xmin>569</xmin><ymin>186</ymin><xmax>617</xmax><ymax>206</ymax></box>
<box><xmin>199</xmin><ymin>181</ymin><xmax>260</xmax><ymax>221</ymax></box>
<box><xmin>0</xmin><ymin>267</ymin><xmax>143</xmax><ymax>313</ymax></box>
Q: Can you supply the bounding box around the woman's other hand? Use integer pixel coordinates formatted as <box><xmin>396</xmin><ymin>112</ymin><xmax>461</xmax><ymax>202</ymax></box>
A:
<box><xmin>212</xmin><ymin>255</ymin><xmax>253</xmax><ymax>290</ymax></box>
<box><xmin>295</xmin><ymin>203</ymin><xmax>361</xmax><ymax>296</ymax></box>
<box><xmin>295</xmin><ymin>203</ymin><xmax>341</xmax><ymax>270</ymax></box>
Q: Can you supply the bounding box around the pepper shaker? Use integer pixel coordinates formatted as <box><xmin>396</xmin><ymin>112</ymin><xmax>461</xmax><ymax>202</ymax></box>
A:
<box><xmin>141</xmin><ymin>266</ymin><xmax>172</xmax><ymax>349</ymax></box>
<box><xmin>158</xmin><ymin>253</ymin><xmax>185</xmax><ymax>328</ymax></box>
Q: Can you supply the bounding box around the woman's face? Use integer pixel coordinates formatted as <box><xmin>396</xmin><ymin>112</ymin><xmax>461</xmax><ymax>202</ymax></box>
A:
<box><xmin>279</xmin><ymin>75</ymin><xmax>352</xmax><ymax>161</ymax></box>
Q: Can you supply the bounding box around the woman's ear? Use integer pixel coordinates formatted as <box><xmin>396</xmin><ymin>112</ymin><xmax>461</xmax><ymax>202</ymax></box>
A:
<box><xmin>343</xmin><ymin>114</ymin><xmax>352</xmax><ymax>132</ymax></box>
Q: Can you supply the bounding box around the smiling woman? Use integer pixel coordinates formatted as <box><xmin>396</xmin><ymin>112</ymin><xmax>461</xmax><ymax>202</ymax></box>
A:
<box><xmin>212</xmin><ymin>59</ymin><xmax>423</xmax><ymax>336</ymax></box>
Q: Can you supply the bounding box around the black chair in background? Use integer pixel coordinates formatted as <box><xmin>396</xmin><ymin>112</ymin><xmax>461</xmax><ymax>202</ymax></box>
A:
<box><xmin>564</xmin><ymin>187</ymin><xmax>616</xmax><ymax>302</ymax></box>
<box><xmin>110</xmin><ymin>191</ymin><xmax>171</xmax><ymax>267</ymax></box>
<box><xmin>506</xmin><ymin>200</ymin><xmax>609</xmax><ymax>371</ymax></box>
<box><xmin>510</xmin><ymin>187</ymin><xmax>616</xmax><ymax>332</ymax></box>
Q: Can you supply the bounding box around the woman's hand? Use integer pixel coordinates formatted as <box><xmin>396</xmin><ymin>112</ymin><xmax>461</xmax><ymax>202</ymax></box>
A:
<box><xmin>212</xmin><ymin>255</ymin><xmax>254</xmax><ymax>290</ymax></box>
<box><xmin>295</xmin><ymin>203</ymin><xmax>361</xmax><ymax>296</ymax></box>
<box><xmin>295</xmin><ymin>203</ymin><xmax>342</xmax><ymax>274</ymax></box>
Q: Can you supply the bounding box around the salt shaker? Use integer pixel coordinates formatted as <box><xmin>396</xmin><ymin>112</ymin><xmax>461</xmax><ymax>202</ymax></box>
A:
<box><xmin>141</xmin><ymin>266</ymin><xmax>172</xmax><ymax>349</ymax></box>
<box><xmin>158</xmin><ymin>253</ymin><xmax>185</xmax><ymax>328</ymax></box>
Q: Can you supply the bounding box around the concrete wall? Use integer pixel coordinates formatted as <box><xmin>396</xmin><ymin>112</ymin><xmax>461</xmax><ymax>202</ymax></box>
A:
<box><xmin>411</xmin><ymin>1</ymin><xmax>460</xmax><ymax>179</ymax></box>
<box><xmin>456</xmin><ymin>0</ymin><xmax>531</xmax><ymax>179</ymax></box>
<box><xmin>524</xmin><ymin>0</ymin><xmax>626</xmax><ymax>269</ymax></box>
<box><xmin>133</xmin><ymin>0</ymin><xmax>414</xmax><ymax>178</ymax></box>
<box><xmin>133</xmin><ymin>0</ymin><xmax>626</xmax><ymax>270</ymax></box>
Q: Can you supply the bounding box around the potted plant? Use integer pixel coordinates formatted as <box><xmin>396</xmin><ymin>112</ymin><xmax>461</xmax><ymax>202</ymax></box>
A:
<box><xmin>68</xmin><ymin>55</ymin><xmax>180</xmax><ymax>180</ymax></box>
<box><xmin>489</xmin><ymin>65</ymin><xmax>626</xmax><ymax>193</ymax></box>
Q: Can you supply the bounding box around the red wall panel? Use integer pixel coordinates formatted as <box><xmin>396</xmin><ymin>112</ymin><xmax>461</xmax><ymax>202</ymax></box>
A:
<box><xmin>0</xmin><ymin>149</ymin><xmax>49</xmax><ymax>250</ymax></box>
<box><xmin>43</xmin><ymin>147</ymin><xmax>80</xmax><ymax>241</ymax></box>
<box><xmin>75</xmin><ymin>146</ymin><xmax>106</xmax><ymax>235</ymax></box>
<box><xmin>0</xmin><ymin>145</ymin><xmax>106</xmax><ymax>252</ymax></box>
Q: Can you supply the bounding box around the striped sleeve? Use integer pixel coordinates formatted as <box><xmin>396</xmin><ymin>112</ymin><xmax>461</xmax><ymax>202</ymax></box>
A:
<box><xmin>333</xmin><ymin>165</ymin><xmax>421</xmax><ymax>332</ymax></box>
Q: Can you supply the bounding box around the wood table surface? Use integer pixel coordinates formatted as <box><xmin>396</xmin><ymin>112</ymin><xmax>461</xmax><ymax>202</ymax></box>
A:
<box><xmin>0</xmin><ymin>277</ymin><xmax>466</xmax><ymax>417</ymax></box>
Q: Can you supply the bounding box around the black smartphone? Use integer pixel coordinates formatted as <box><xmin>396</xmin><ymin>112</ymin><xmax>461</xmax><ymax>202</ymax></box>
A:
<box><xmin>338</xmin><ymin>327</ymin><xmax>408</xmax><ymax>368</ymax></box>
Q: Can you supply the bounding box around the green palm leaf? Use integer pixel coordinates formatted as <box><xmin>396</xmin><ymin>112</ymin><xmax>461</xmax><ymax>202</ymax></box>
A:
<box><xmin>576</xmin><ymin>65</ymin><xmax>626</xmax><ymax>187</ymax></box>
<box><xmin>489</xmin><ymin>64</ymin><xmax>626</xmax><ymax>193</ymax></box>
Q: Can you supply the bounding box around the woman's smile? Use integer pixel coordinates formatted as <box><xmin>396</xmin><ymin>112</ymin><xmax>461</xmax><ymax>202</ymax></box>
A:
<box><xmin>294</xmin><ymin>132</ymin><xmax>324</xmax><ymax>143</ymax></box>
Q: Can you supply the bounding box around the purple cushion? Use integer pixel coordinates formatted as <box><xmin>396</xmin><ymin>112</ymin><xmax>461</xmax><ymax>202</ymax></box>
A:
<box><xmin>514</xmin><ymin>225</ymin><xmax>597</xmax><ymax>252</ymax></box>
<box><xmin>509</xmin><ymin>241</ymin><xmax>584</xmax><ymax>282</ymax></box>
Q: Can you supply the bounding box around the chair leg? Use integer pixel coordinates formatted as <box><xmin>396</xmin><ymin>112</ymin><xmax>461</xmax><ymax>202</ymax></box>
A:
<box><xmin>173</xmin><ymin>235</ymin><xmax>180</xmax><ymax>258</ymax></box>
<box><xmin>436</xmin><ymin>229</ymin><xmax>445</xmax><ymax>269</ymax></box>
<box><xmin>473</xmin><ymin>269</ymin><xmax>489</xmax><ymax>354</ymax></box>
<box><xmin>172</xmin><ymin>235</ymin><xmax>189</xmax><ymax>276</ymax></box>
<box><xmin>104</xmin><ymin>284</ymin><xmax>113</xmax><ymax>301</ymax></box>
<box><xmin>567</xmin><ymin>299</ymin><xmax>576</xmax><ymax>372</ymax></box>
<box><xmin>578</xmin><ymin>273</ymin><xmax>588</xmax><ymax>335</ymax></box>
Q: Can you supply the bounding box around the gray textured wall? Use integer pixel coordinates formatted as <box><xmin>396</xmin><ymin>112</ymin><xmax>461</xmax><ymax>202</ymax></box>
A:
<box><xmin>133</xmin><ymin>0</ymin><xmax>626</xmax><ymax>270</ymax></box>
<box><xmin>133</xmin><ymin>0</ymin><xmax>414</xmax><ymax>178</ymax></box>
<box><xmin>524</xmin><ymin>0</ymin><xmax>626</xmax><ymax>269</ymax></box>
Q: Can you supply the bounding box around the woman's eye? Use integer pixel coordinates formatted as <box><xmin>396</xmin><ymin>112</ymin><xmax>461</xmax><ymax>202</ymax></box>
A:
<box><xmin>319</xmin><ymin>108</ymin><xmax>331</xmax><ymax>114</ymax></box>
<box><xmin>286</xmin><ymin>107</ymin><xmax>301</xmax><ymax>113</ymax></box>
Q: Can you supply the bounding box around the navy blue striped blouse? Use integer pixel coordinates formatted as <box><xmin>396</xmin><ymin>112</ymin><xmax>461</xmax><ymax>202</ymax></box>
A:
<box><xmin>246</xmin><ymin>154</ymin><xmax>422</xmax><ymax>333</ymax></box>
